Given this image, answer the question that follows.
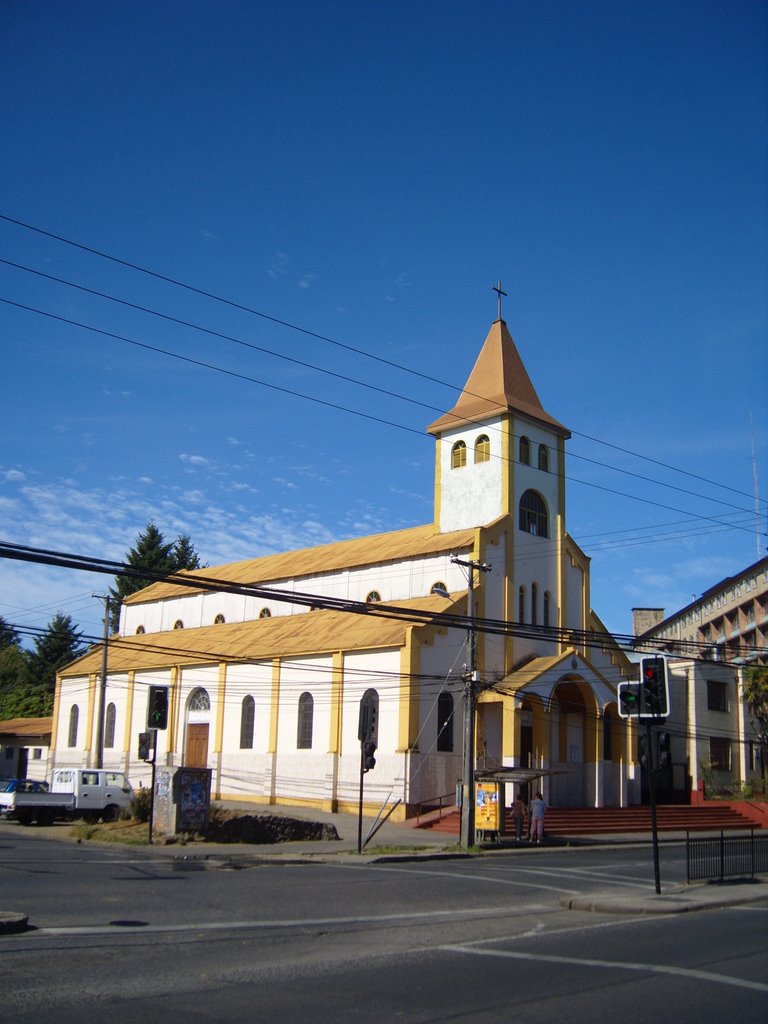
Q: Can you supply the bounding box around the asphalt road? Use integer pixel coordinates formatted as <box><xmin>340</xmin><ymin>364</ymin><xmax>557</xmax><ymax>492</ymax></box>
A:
<box><xmin>2</xmin><ymin>827</ymin><xmax>766</xmax><ymax>1022</ymax></box>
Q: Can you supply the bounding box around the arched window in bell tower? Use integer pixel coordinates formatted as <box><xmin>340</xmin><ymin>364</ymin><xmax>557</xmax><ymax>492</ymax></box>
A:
<box><xmin>451</xmin><ymin>440</ymin><xmax>467</xmax><ymax>469</ymax></box>
<box><xmin>474</xmin><ymin>435</ymin><xmax>490</xmax><ymax>463</ymax></box>
<box><xmin>538</xmin><ymin>444</ymin><xmax>549</xmax><ymax>472</ymax></box>
<box><xmin>519</xmin><ymin>490</ymin><xmax>549</xmax><ymax>538</ymax></box>
<box><xmin>519</xmin><ymin>436</ymin><xmax>530</xmax><ymax>465</ymax></box>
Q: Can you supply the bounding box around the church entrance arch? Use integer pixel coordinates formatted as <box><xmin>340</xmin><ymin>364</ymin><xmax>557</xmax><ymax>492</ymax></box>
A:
<box><xmin>184</xmin><ymin>687</ymin><xmax>211</xmax><ymax>768</ymax></box>
<box><xmin>549</xmin><ymin>680</ymin><xmax>597</xmax><ymax>807</ymax></box>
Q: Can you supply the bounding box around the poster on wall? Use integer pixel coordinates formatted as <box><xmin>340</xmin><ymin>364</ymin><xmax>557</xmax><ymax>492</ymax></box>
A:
<box><xmin>174</xmin><ymin>767</ymin><xmax>211</xmax><ymax>832</ymax></box>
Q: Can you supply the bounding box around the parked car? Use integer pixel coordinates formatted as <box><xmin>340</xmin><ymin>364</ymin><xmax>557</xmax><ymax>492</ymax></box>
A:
<box><xmin>0</xmin><ymin>779</ymin><xmax>49</xmax><ymax>818</ymax></box>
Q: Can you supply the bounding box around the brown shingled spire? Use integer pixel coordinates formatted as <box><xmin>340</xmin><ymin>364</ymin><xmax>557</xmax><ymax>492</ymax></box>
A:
<box><xmin>427</xmin><ymin>319</ymin><xmax>570</xmax><ymax>437</ymax></box>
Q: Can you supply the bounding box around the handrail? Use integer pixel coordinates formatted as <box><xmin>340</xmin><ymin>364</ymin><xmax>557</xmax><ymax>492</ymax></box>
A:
<box><xmin>414</xmin><ymin>790</ymin><xmax>456</xmax><ymax>825</ymax></box>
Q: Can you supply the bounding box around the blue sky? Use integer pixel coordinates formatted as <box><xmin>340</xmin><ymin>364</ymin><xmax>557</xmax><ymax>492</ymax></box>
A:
<box><xmin>1</xmin><ymin>0</ymin><xmax>766</xmax><ymax>644</ymax></box>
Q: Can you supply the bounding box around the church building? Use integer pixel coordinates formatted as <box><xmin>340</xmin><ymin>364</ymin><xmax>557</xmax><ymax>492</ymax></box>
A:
<box><xmin>52</xmin><ymin>314</ymin><xmax>638</xmax><ymax>817</ymax></box>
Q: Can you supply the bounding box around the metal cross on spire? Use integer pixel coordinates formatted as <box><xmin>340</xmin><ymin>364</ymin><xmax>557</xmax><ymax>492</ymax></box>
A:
<box><xmin>492</xmin><ymin>279</ymin><xmax>507</xmax><ymax>321</ymax></box>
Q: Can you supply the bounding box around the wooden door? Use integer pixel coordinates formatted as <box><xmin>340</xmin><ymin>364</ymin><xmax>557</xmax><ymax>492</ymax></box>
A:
<box><xmin>185</xmin><ymin>724</ymin><xmax>209</xmax><ymax>768</ymax></box>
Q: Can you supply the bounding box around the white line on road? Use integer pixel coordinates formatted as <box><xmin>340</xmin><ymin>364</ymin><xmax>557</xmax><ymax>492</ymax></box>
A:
<box><xmin>32</xmin><ymin>904</ymin><xmax>531</xmax><ymax>937</ymax></box>
<box><xmin>439</xmin><ymin>943</ymin><xmax>768</xmax><ymax>993</ymax></box>
<box><xmin>371</xmin><ymin>863</ymin><xmax>580</xmax><ymax>895</ymax></box>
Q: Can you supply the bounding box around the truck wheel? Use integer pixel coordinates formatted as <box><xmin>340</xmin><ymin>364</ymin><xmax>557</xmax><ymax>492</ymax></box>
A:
<box><xmin>102</xmin><ymin>804</ymin><xmax>119</xmax><ymax>823</ymax></box>
<box><xmin>16</xmin><ymin>810</ymin><xmax>33</xmax><ymax>826</ymax></box>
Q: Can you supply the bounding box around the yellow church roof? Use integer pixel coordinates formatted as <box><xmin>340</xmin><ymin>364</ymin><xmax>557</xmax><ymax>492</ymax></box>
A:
<box><xmin>62</xmin><ymin>592</ymin><xmax>468</xmax><ymax>675</ymax></box>
<box><xmin>427</xmin><ymin>319</ymin><xmax>570</xmax><ymax>437</ymax></box>
<box><xmin>124</xmin><ymin>522</ymin><xmax>478</xmax><ymax>605</ymax></box>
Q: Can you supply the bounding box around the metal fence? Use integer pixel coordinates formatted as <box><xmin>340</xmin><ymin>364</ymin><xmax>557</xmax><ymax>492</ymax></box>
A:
<box><xmin>686</xmin><ymin>830</ymin><xmax>768</xmax><ymax>883</ymax></box>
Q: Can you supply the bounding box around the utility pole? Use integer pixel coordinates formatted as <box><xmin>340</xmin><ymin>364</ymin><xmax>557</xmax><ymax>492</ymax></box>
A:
<box><xmin>451</xmin><ymin>556</ymin><xmax>491</xmax><ymax>848</ymax></box>
<box><xmin>93</xmin><ymin>594</ymin><xmax>111</xmax><ymax>769</ymax></box>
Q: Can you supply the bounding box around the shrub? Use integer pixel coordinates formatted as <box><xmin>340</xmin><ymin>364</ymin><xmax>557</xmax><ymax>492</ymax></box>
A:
<box><xmin>130</xmin><ymin>786</ymin><xmax>152</xmax><ymax>823</ymax></box>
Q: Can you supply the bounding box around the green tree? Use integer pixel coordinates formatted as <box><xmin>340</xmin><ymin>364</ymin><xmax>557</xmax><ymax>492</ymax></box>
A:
<box><xmin>22</xmin><ymin>612</ymin><xmax>85</xmax><ymax>716</ymax></box>
<box><xmin>110</xmin><ymin>522</ymin><xmax>203</xmax><ymax>631</ymax></box>
<box><xmin>0</xmin><ymin>643</ymin><xmax>28</xmax><ymax>719</ymax></box>
<box><xmin>743</xmin><ymin>665</ymin><xmax>768</xmax><ymax>755</ymax></box>
<box><xmin>0</xmin><ymin>615</ymin><xmax>21</xmax><ymax>650</ymax></box>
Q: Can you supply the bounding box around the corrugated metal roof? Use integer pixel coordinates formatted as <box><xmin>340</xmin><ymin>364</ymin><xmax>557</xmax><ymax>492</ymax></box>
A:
<box><xmin>0</xmin><ymin>717</ymin><xmax>53</xmax><ymax>737</ymax></box>
<box><xmin>62</xmin><ymin>592</ymin><xmax>468</xmax><ymax>675</ymax></box>
<box><xmin>125</xmin><ymin>523</ymin><xmax>477</xmax><ymax>605</ymax></box>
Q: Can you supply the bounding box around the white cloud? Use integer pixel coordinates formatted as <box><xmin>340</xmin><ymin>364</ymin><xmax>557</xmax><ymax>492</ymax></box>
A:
<box><xmin>180</xmin><ymin>454</ymin><xmax>210</xmax><ymax>467</ymax></box>
<box><xmin>4</xmin><ymin>469</ymin><xmax>25</xmax><ymax>482</ymax></box>
<box><xmin>298</xmin><ymin>273</ymin><xmax>316</xmax><ymax>289</ymax></box>
<box><xmin>267</xmin><ymin>252</ymin><xmax>289</xmax><ymax>281</ymax></box>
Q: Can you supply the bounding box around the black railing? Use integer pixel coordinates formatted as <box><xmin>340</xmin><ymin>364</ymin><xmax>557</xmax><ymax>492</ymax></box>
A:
<box><xmin>686</xmin><ymin>830</ymin><xmax>768</xmax><ymax>882</ymax></box>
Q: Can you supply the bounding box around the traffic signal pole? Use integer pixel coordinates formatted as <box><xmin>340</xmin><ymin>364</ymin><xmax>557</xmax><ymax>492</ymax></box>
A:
<box><xmin>646</xmin><ymin>719</ymin><xmax>662</xmax><ymax>894</ymax></box>
<box><xmin>452</xmin><ymin>556</ymin><xmax>491</xmax><ymax>849</ymax></box>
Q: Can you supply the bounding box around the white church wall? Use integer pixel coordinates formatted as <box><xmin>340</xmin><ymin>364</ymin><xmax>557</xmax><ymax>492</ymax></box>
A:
<box><xmin>273</xmin><ymin>656</ymin><xmax>334</xmax><ymax>804</ymax></box>
<box><xmin>121</xmin><ymin>551</ymin><xmax>474</xmax><ymax>638</ymax></box>
<box><xmin>438</xmin><ymin>421</ymin><xmax>504</xmax><ymax>532</ymax></box>
<box><xmin>53</xmin><ymin>674</ymin><xmax>90</xmax><ymax>769</ymax></box>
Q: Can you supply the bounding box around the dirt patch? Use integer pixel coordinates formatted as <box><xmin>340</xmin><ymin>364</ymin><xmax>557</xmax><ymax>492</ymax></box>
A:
<box><xmin>202</xmin><ymin>812</ymin><xmax>339</xmax><ymax>845</ymax></box>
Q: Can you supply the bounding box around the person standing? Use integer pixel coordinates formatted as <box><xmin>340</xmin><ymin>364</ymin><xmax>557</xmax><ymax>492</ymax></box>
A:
<box><xmin>529</xmin><ymin>791</ymin><xmax>546</xmax><ymax>843</ymax></box>
<box><xmin>511</xmin><ymin>794</ymin><xmax>527</xmax><ymax>844</ymax></box>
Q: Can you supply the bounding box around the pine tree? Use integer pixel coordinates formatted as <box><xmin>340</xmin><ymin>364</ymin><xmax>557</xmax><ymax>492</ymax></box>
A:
<box><xmin>109</xmin><ymin>522</ymin><xmax>203</xmax><ymax>631</ymax></box>
<box><xmin>0</xmin><ymin>615</ymin><xmax>21</xmax><ymax>650</ymax></box>
<box><xmin>24</xmin><ymin>612</ymin><xmax>85</xmax><ymax>716</ymax></box>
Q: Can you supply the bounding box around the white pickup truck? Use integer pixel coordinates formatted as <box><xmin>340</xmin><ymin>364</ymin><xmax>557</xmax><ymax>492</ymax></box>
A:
<box><xmin>8</xmin><ymin>768</ymin><xmax>134</xmax><ymax>825</ymax></box>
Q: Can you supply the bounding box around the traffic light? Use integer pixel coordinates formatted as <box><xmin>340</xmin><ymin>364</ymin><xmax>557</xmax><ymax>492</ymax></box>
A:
<box><xmin>657</xmin><ymin>731</ymin><xmax>671</xmax><ymax>770</ymax></box>
<box><xmin>363</xmin><ymin>740</ymin><xmax>377</xmax><ymax>772</ymax></box>
<box><xmin>638</xmin><ymin>732</ymin><xmax>649</xmax><ymax>771</ymax></box>
<box><xmin>618</xmin><ymin>681</ymin><xmax>641</xmax><ymax>718</ymax></box>
<box><xmin>640</xmin><ymin>656</ymin><xmax>669</xmax><ymax>718</ymax></box>
<box><xmin>138</xmin><ymin>731</ymin><xmax>151</xmax><ymax>761</ymax></box>
<box><xmin>147</xmin><ymin>685</ymin><xmax>169</xmax><ymax>730</ymax></box>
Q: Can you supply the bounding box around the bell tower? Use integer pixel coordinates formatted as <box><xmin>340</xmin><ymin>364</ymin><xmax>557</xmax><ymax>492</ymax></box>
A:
<box><xmin>427</xmin><ymin>316</ymin><xmax>570</xmax><ymax>534</ymax></box>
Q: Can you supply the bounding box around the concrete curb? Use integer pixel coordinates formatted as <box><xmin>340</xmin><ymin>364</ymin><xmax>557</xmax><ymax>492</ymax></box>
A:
<box><xmin>560</xmin><ymin>880</ymin><xmax>768</xmax><ymax>916</ymax></box>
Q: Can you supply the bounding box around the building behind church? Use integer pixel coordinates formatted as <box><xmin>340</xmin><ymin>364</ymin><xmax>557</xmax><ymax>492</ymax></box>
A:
<box><xmin>52</xmin><ymin>315</ymin><xmax>642</xmax><ymax>817</ymax></box>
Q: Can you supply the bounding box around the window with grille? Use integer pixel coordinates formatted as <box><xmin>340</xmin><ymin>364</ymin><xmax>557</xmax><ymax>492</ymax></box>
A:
<box><xmin>519</xmin><ymin>490</ymin><xmax>548</xmax><ymax>537</ymax></box>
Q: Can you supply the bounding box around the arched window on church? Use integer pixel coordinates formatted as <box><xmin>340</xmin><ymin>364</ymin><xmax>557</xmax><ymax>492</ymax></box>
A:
<box><xmin>68</xmin><ymin>705</ymin><xmax>79</xmax><ymax>748</ymax></box>
<box><xmin>474</xmin><ymin>435</ymin><xmax>490</xmax><ymax>463</ymax></box>
<box><xmin>519</xmin><ymin>490</ymin><xmax>548</xmax><ymax>537</ymax></box>
<box><xmin>104</xmin><ymin>702</ymin><xmax>116</xmax><ymax>749</ymax></box>
<box><xmin>135</xmin><ymin>625</ymin><xmax>145</xmax><ymax>635</ymax></box>
<box><xmin>259</xmin><ymin>607</ymin><xmax>272</xmax><ymax>618</ymax></box>
<box><xmin>297</xmin><ymin>692</ymin><xmax>314</xmax><ymax>749</ymax></box>
<box><xmin>519</xmin><ymin>436</ymin><xmax>530</xmax><ymax>465</ymax></box>
<box><xmin>431</xmin><ymin>581</ymin><xmax>448</xmax><ymax>597</ymax></box>
<box><xmin>543</xmin><ymin>590</ymin><xmax>551</xmax><ymax>627</ymax></box>
<box><xmin>214</xmin><ymin>613</ymin><xmax>225</xmax><ymax>624</ymax></box>
<box><xmin>538</xmin><ymin>444</ymin><xmax>549</xmax><ymax>472</ymax></box>
<box><xmin>366</xmin><ymin>591</ymin><xmax>381</xmax><ymax>604</ymax></box>
<box><xmin>240</xmin><ymin>695</ymin><xmax>255</xmax><ymax>749</ymax></box>
<box><xmin>531</xmin><ymin>583</ymin><xmax>538</xmax><ymax>626</ymax></box>
<box><xmin>451</xmin><ymin>440</ymin><xmax>467</xmax><ymax>469</ymax></box>
<box><xmin>437</xmin><ymin>692</ymin><xmax>454</xmax><ymax>752</ymax></box>
<box><xmin>518</xmin><ymin>586</ymin><xmax>526</xmax><ymax>624</ymax></box>
<box><xmin>173</xmin><ymin>619</ymin><xmax>184</xmax><ymax>630</ymax></box>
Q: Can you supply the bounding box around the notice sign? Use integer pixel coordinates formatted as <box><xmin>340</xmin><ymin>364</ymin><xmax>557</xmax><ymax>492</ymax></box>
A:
<box><xmin>475</xmin><ymin>782</ymin><xmax>500</xmax><ymax>830</ymax></box>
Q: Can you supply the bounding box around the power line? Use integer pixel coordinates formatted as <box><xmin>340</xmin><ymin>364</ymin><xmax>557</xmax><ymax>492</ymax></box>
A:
<box><xmin>1</xmin><ymin>539</ymin><xmax>762</xmax><ymax>660</ymax></box>
<box><xmin>2</xmin><ymin>294</ymin><xmax>761</xmax><ymax>542</ymax></box>
<box><xmin>1</xmin><ymin>211</ymin><xmax>763</xmax><ymax>512</ymax></box>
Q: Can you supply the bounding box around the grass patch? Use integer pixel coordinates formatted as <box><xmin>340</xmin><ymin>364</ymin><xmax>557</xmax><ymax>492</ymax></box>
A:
<box><xmin>69</xmin><ymin>820</ymin><xmax>150</xmax><ymax>845</ymax></box>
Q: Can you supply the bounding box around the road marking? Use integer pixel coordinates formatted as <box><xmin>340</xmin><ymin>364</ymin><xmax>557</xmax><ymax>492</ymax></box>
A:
<box><xmin>32</xmin><ymin>904</ymin><xmax>528</xmax><ymax>937</ymax></box>
<box><xmin>439</xmin><ymin>943</ymin><xmax>768</xmax><ymax>993</ymax></box>
<box><xmin>372</xmin><ymin>864</ymin><xmax>580</xmax><ymax>895</ymax></box>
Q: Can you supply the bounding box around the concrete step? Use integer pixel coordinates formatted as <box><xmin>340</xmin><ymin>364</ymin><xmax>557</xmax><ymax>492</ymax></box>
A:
<box><xmin>419</xmin><ymin>805</ymin><xmax>759</xmax><ymax>836</ymax></box>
